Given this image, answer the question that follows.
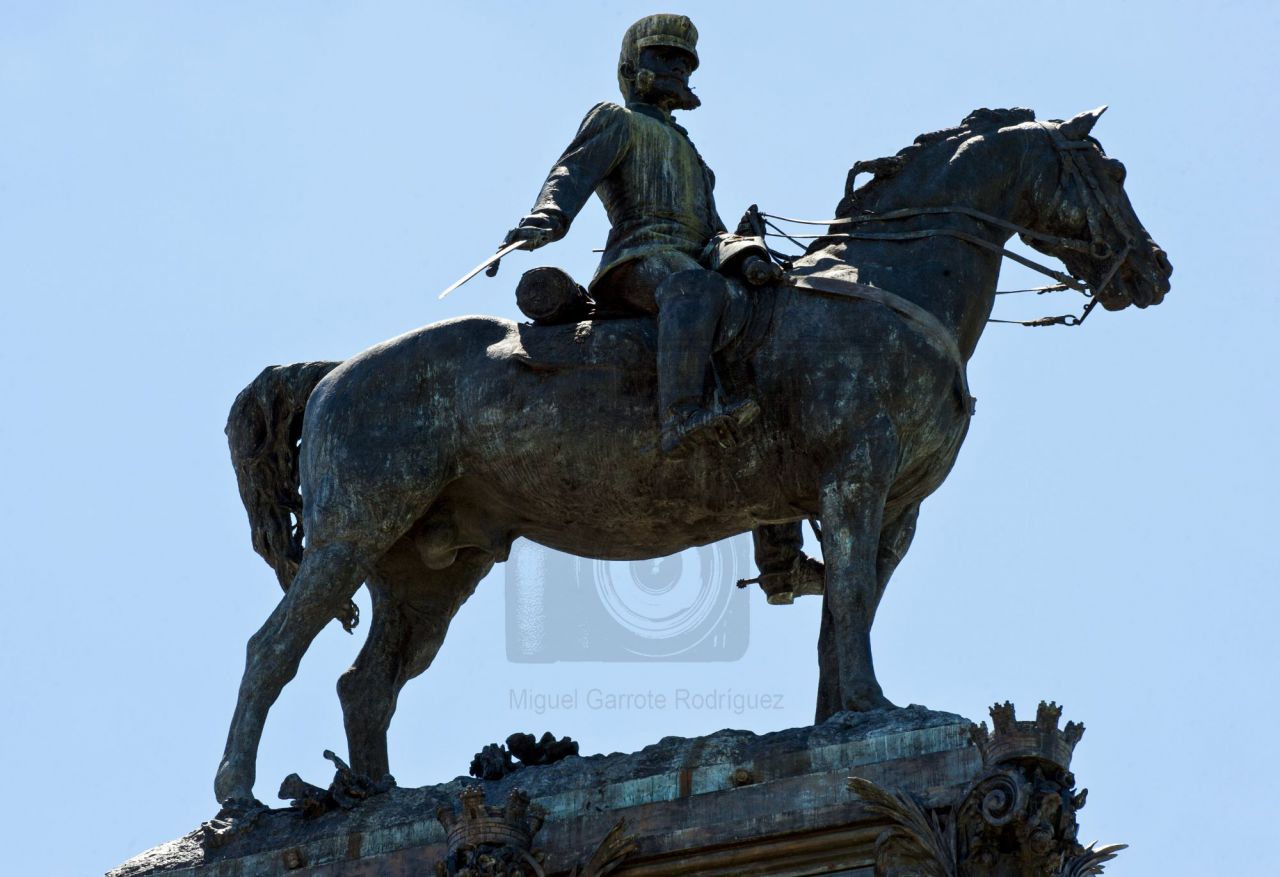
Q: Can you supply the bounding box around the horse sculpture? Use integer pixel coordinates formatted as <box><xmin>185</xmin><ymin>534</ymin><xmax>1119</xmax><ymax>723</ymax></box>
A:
<box><xmin>214</xmin><ymin>107</ymin><xmax>1171</xmax><ymax>812</ymax></box>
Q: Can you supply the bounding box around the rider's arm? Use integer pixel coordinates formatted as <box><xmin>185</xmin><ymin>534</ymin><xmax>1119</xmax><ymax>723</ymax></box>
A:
<box><xmin>506</xmin><ymin>103</ymin><xmax>630</xmax><ymax>248</ymax></box>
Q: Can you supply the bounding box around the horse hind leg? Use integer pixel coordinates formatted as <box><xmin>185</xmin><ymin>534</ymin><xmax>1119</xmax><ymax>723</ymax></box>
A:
<box><xmin>338</xmin><ymin>544</ymin><xmax>493</xmax><ymax>780</ymax></box>
<box><xmin>215</xmin><ymin>539</ymin><xmax>376</xmax><ymax>807</ymax></box>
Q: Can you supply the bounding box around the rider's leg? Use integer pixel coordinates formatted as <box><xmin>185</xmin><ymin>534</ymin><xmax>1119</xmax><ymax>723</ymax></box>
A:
<box><xmin>592</xmin><ymin>252</ymin><xmax>759</xmax><ymax>453</ymax></box>
<box><xmin>655</xmin><ymin>268</ymin><xmax>758</xmax><ymax>455</ymax></box>
<box><xmin>755</xmin><ymin>521</ymin><xmax>803</xmax><ymax>571</ymax></box>
<box><xmin>589</xmin><ymin>251</ymin><xmax>701</xmax><ymax>316</ymax></box>
<box><xmin>751</xmin><ymin>522</ymin><xmax>824</xmax><ymax>604</ymax></box>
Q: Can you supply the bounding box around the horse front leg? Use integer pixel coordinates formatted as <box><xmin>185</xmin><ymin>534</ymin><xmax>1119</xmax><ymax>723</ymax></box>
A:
<box><xmin>816</xmin><ymin>501</ymin><xmax>918</xmax><ymax>720</ymax></box>
<box><xmin>815</xmin><ymin>433</ymin><xmax>900</xmax><ymax>716</ymax></box>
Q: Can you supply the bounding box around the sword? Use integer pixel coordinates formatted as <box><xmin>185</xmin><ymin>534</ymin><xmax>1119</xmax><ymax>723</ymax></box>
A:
<box><xmin>437</xmin><ymin>238</ymin><xmax>531</xmax><ymax>300</ymax></box>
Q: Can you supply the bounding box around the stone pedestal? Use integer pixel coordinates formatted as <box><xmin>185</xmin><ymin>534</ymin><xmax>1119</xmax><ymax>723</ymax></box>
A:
<box><xmin>109</xmin><ymin>705</ymin><xmax>1116</xmax><ymax>877</ymax></box>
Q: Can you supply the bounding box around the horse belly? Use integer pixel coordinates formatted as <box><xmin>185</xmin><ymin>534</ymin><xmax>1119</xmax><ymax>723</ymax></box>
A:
<box><xmin>459</xmin><ymin>377</ymin><xmax>789</xmax><ymax>559</ymax></box>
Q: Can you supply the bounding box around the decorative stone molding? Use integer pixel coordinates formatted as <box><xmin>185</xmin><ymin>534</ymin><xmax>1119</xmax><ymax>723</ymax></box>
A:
<box><xmin>435</xmin><ymin>788</ymin><xmax>547</xmax><ymax>877</ymax></box>
<box><xmin>434</xmin><ymin>787</ymin><xmax>635</xmax><ymax>877</ymax></box>
<box><xmin>107</xmin><ymin>710</ymin><xmax>1018</xmax><ymax>877</ymax></box>
<box><xmin>850</xmin><ymin>701</ymin><xmax>1125</xmax><ymax>877</ymax></box>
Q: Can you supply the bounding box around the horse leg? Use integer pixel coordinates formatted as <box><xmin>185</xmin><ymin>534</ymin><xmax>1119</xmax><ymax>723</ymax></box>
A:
<box><xmin>337</xmin><ymin>545</ymin><xmax>493</xmax><ymax>780</ymax></box>
<box><xmin>814</xmin><ymin>427</ymin><xmax>900</xmax><ymax>715</ymax></box>
<box><xmin>214</xmin><ymin>539</ymin><xmax>374</xmax><ymax>806</ymax></box>
<box><xmin>816</xmin><ymin>502</ymin><xmax>919</xmax><ymax>721</ymax></box>
<box><xmin>873</xmin><ymin>503</ymin><xmax>919</xmax><ymax>607</ymax></box>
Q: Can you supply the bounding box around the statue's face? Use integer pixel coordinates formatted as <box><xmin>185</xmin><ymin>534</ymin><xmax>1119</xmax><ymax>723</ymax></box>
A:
<box><xmin>634</xmin><ymin>46</ymin><xmax>700</xmax><ymax>111</ymax></box>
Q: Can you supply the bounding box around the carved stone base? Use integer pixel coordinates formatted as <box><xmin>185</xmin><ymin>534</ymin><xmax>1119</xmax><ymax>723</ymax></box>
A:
<box><xmin>108</xmin><ymin>705</ymin><xmax>1120</xmax><ymax>877</ymax></box>
<box><xmin>850</xmin><ymin>703</ymin><xmax>1123</xmax><ymax>877</ymax></box>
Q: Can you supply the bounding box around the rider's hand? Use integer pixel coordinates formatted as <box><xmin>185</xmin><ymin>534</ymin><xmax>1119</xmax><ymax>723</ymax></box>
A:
<box><xmin>742</xmin><ymin>255</ymin><xmax>784</xmax><ymax>286</ymax></box>
<box><xmin>502</xmin><ymin>213</ymin><xmax>562</xmax><ymax>251</ymax></box>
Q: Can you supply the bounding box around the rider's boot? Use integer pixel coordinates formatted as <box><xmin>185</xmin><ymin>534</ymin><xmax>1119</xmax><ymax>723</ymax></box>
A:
<box><xmin>742</xmin><ymin>522</ymin><xmax>825</xmax><ymax>604</ymax></box>
<box><xmin>655</xmin><ymin>269</ymin><xmax>760</xmax><ymax>457</ymax></box>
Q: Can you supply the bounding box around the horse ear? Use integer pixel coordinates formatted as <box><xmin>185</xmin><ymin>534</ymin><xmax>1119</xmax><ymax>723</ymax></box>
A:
<box><xmin>1060</xmin><ymin>105</ymin><xmax>1108</xmax><ymax>140</ymax></box>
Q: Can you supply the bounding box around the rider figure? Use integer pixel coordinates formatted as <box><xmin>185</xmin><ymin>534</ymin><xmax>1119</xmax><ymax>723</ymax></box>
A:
<box><xmin>503</xmin><ymin>13</ymin><xmax>780</xmax><ymax>456</ymax></box>
<box><xmin>504</xmin><ymin>14</ymin><xmax>818</xmax><ymax>601</ymax></box>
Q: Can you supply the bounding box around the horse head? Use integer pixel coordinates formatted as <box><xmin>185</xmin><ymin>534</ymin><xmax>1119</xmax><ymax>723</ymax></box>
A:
<box><xmin>1021</xmin><ymin>107</ymin><xmax>1173</xmax><ymax>311</ymax></box>
<box><xmin>814</xmin><ymin>107</ymin><xmax>1170</xmax><ymax>338</ymax></box>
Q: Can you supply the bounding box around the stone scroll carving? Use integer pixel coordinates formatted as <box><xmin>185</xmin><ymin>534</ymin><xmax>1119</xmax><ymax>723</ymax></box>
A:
<box><xmin>850</xmin><ymin>701</ymin><xmax>1125</xmax><ymax>877</ymax></box>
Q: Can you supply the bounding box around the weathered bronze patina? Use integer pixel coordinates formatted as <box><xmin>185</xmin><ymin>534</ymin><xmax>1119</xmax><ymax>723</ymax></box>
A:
<box><xmin>212</xmin><ymin>16</ymin><xmax>1171</xmax><ymax>828</ymax></box>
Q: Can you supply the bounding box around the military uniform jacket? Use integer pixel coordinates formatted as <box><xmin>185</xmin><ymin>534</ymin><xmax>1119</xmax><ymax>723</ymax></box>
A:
<box><xmin>531</xmin><ymin>101</ymin><xmax>727</xmax><ymax>289</ymax></box>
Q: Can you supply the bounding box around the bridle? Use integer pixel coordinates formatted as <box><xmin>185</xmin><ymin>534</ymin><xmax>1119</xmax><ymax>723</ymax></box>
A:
<box><xmin>754</xmin><ymin>122</ymin><xmax>1139</xmax><ymax>328</ymax></box>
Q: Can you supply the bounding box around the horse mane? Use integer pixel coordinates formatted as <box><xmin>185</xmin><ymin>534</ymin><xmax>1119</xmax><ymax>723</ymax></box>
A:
<box><xmin>833</xmin><ymin>107</ymin><xmax>1037</xmax><ymax>220</ymax></box>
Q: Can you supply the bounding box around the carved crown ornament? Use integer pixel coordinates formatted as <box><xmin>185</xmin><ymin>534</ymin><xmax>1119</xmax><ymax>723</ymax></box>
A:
<box><xmin>434</xmin><ymin>787</ymin><xmax>636</xmax><ymax>877</ymax></box>
<box><xmin>849</xmin><ymin>701</ymin><xmax>1126</xmax><ymax>877</ymax></box>
<box><xmin>969</xmin><ymin>701</ymin><xmax>1084</xmax><ymax>769</ymax></box>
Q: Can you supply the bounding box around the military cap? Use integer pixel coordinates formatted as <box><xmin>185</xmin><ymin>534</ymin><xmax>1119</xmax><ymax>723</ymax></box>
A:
<box><xmin>619</xmin><ymin>13</ymin><xmax>700</xmax><ymax>73</ymax></box>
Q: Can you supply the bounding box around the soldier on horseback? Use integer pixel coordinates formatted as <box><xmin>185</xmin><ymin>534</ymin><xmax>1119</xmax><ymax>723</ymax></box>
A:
<box><xmin>211</xmin><ymin>28</ymin><xmax>1171</xmax><ymax>809</ymax></box>
<box><xmin>502</xmin><ymin>14</ymin><xmax>818</xmax><ymax>600</ymax></box>
<box><xmin>503</xmin><ymin>13</ymin><xmax>781</xmax><ymax>456</ymax></box>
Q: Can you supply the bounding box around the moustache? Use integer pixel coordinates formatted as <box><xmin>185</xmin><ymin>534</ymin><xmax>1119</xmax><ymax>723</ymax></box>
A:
<box><xmin>635</xmin><ymin>69</ymin><xmax>700</xmax><ymax>110</ymax></box>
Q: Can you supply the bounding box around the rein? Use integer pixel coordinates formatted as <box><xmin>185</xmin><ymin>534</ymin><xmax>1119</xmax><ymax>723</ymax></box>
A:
<box><xmin>754</xmin><ymin>124</ymin><xmax>1136</xmax><ymax>329</ymax></box>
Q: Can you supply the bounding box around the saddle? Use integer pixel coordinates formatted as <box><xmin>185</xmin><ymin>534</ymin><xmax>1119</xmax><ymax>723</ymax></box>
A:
<box><xmin>498</xmin><ymin>266</ymin><xmax>772</xmax><ymax>383</ymax></box>
<box><xmin>499</xmin><ymin>316</ymin><xmax>658</xmax><ymax>374</ymax></box>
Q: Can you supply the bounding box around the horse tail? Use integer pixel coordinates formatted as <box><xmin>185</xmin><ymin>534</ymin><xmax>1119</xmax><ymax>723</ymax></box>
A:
<box><xmin>225</xmin><ymin>361</ymin><xmax>342</xmax><ymax>601</ymax></box>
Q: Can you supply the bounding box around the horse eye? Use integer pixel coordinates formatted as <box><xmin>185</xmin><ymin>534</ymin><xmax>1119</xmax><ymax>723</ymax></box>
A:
<box><xmin>1106</xmin><ymin>159</ymin><xmax>1127</xmax><ymax>184</ymax></box>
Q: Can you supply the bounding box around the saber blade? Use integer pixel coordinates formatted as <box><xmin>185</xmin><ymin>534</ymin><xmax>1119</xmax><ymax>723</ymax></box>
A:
<box><xmin>437</xmin><ymin>239</ymin><xmax>529</xmax><ymax>300</ymax></box>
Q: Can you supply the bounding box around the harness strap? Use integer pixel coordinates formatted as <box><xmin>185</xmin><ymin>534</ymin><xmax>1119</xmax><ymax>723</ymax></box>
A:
<box><xmin>757</xmin><ymin>127</ymin><xmax>1138</xmax><ymax>329</ymax></box>
<box><xmin>776</xmin><ymin>226</ymin><xmax>1087</xmax><ymax>292</ymax></box>
<box><xmin>763</xmin><ymin>205</ymin><xmax>1094</xmax><ymax>254</ymax></box>
<box><xmin>788</xmin><ymin>274</ymin><xmax>971</xmax><ymax>406</ymax></box>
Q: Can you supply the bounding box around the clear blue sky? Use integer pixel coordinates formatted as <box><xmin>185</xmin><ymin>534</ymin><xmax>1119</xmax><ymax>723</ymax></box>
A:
<box><xmin>2</xmin><ymin>3</ymin><xmax>1276</xmax><ymax>875</ymax></box>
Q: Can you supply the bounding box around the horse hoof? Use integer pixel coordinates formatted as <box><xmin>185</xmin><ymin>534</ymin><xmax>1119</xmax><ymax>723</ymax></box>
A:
<box><xmin>845</xmin><ymin>692</ymin><xmax>899</xmax><ymax>712</ymax></box>
<box><xmin>201</xmin><ymin>797</ymin><xmax>267</xmax><ymax>848</ymax></box>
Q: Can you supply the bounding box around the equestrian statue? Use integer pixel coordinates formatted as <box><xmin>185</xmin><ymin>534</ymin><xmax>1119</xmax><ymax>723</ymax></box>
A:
<box><xmin>213</xmin><ymin>13</ymin><xmax>1172</xmax><ymax>823</ymax></box>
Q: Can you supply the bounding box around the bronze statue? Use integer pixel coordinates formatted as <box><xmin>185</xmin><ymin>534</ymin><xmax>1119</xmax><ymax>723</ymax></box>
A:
<box><xmin>212</xmin><ymin>17</ymin><xmax>1171</xmax><ymax>825</ymax></box>
<box><xmin>502</xmin><ymin>14</ymin><xmax>777</xmax><ymax>456</ymax></box>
